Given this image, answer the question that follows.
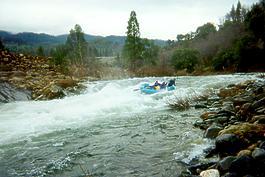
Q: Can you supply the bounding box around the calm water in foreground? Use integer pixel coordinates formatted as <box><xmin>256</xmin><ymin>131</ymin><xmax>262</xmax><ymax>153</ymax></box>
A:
<box><xmin>0</xmin><ymin>74</ymin><xmax>258</xmax><ymax>177</ymax></box>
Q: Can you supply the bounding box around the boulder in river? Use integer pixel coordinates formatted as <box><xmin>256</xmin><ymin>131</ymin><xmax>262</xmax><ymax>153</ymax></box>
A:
<box><xmin>229</xmin><ymin>155</ymin><xmax>254</xmax><ymax>176</ymax></box>
<box><xmin>55</xmin><ymin>78</ymin><xmax>78</xmax><ymax>89</ymax></box>
<box><xmin>0</xmin><ymin>81</ymin><xmax>31</xmax><ymax>102</ymax></box>
<box><xmin>252</xmin><ymin>97</ymin><xmax>265</xmax><ymax>110</ymax></box>
<box><xmin>218</xmin><ymin>88</ymin><xmax>239</xmax><ymax>98</ymax></box>
<box><xmin>215</xmin><ymin>134</ymin><xmax>246</xmax><ymax>156</ymax></box>
<box><xmin>39</xmin><ymin>83</ymin><xmax>65</xmax><ymax>100</ymax></box>
<box><xmin>200</xmin><ymin>112</ymin><xmax>217</xmax><ymax>120</ymax></box>
<box><xmin>204</xmin><ymin>124</ymin><xmax>223</xmax><ymax>139</ymax></box>
<box><xmin>251</xmin><ymin>148</ymin><xmax>265</xmax><ymax>160</ymax></box>
<box><xmin>217</xmin><ymin>156</ymin><xmax>237</xmax><ymax>173</ymax></box>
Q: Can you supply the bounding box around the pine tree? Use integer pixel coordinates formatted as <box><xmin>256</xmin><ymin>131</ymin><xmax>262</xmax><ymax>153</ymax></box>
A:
<box><xmin>236</xmin><ymin>1</ymin><xmax>242</xmax><ymax>22</ymax></box>
<box><xmin>230</xmin><ymin>5</ymin><xmax>236</xmax><ymax>22</ymax></box>
<box><xmin>123</xmin><ymin>11</ymin><xmax>143</xmax><ymax>69</ymax></box>
<box><xmin>241</xmin><ymin>7</ymin><xmax>248</xmax><ymax>22</ymax></box>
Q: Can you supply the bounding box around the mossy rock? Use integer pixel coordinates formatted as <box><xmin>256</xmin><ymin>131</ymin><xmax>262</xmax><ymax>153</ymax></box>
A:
<box><xmin>219</xmin><ymin>123</ymin><xmax>265</xmax><ymax>141</ymax></box>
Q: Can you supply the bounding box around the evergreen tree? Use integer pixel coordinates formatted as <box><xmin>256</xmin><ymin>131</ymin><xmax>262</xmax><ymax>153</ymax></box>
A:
<box><xmin>245</xmin><ymin>0</ymin><xmax>265</xmax><ymax>42</ymax></box>
<box><xmin>236</xmin><ymin>1</ymin><xmax>242</xmax><ymax>22</ymax></box>
<box><xmin>51</xmin><ymin>45</ymin><xmax>68</xmax><ymax>65</ymax></box>
<box><xmin>66</xmin><ymin>24</ymin><xmax>88</xmax><ymax>64</ymax></box>
<box><xmin>177</xmin><ymin>34</ymin><xmax>185</xmax><ymax>42</ymax></box>
<box><xmin>230</xmin><ymin>5</ymin><xmax>237</xmax><ymax>22</ymax></box>
<box><xmin>36</xmin><ymin>46</ymin><xmax>45</xmax><ymax>56</ymax></box>
<box><xmin>241</xmin><ymin>7</ymin><xmax>247</xmax><ymax>22</ymax></box>
<box><xmin>0</xmin><ymin>40</ymin><xmax>4</xmax><ymax>50</ymax></box>
<box><xmin>123</xmin><ymin>11</ymin><xmax>143</xmax><ymax>69</ymax></box>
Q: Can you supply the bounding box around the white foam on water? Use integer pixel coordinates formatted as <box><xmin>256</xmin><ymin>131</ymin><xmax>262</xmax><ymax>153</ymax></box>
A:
<box><xmin>0</xmin><ymin>74</ymin><xmax>257</xmax><ymax>144</ymax></box>
<box><xmin>0</xmin><ymin>79</ymin><xmax>161</xmax><ymax>144</ymax></box>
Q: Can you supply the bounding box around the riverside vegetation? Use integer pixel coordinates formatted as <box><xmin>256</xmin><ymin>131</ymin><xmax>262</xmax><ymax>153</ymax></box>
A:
<box><xmin>1</xmin><ymin>1</ymin><xmax>264</xmax><ymax>77</ymax></box>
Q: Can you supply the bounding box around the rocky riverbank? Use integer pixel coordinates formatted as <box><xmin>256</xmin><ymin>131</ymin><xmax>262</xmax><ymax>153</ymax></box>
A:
<box><xmin>180</xmin><ymin>78</ymin><xmax>265</xmax><ymax>177</ymax></box>
<box><xmin>0</xmin><ymin>50</ymin><xmax>87</xmax><ymax>102</ymax></box>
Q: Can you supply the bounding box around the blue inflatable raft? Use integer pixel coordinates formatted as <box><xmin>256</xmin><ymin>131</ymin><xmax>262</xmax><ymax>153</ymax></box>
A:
<box><xmin>140</xmin><ymin>83</ymin><xmax>176</xmax><ymax>94</ymax></box>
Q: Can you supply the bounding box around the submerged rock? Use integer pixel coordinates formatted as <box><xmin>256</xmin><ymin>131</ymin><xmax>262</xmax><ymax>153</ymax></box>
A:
<box><xmin>200</xmin><ymin>112</ymin><xmax>217</xmax><ymax>120</ymax></box>
<box><xmin>194</xmin><ymin>104</ymin><xmax>208</xmax><ymax>109</ymax></box>
<box><xmin>193</xmin><ymin>120</ymin><xmax>208</xmax><ymax>130</ymax></box>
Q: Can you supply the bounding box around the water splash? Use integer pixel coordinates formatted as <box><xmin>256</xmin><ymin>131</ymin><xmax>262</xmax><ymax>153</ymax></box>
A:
<box><xmin>0</xmin><ymin>74</ymin><xmax>257</xmax><ymax>144</ymax></box>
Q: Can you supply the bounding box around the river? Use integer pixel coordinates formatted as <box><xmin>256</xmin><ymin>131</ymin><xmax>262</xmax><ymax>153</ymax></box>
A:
<box><xmin>0</xmin><ymin>74</ymin><xmax>258</xmax><ymax>177</ymax></box>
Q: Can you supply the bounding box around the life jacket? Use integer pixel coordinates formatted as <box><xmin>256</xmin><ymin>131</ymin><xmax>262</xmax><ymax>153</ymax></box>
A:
<box><xmin>154</xmin><ymin>85</ymin><xmax>160</xmax><ymax>90</ymax></box>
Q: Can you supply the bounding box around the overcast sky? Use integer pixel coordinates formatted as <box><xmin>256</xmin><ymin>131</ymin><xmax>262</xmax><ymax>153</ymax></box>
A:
<box><xmin>0</xmin><ymin>0</ymin><xmax>259</xmax><ymax>40</ymax></box>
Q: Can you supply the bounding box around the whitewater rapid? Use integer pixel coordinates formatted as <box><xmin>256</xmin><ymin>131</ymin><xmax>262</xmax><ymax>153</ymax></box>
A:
<box><xmin>0</xmin><ymin>75</ymin><xmax>258</xmax><ymax>145</ymax></box>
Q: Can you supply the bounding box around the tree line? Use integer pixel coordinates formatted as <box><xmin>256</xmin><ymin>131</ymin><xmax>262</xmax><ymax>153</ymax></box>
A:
<box><xmin>1</xmin><ymin>0</ymin><xmax>263</xmax><ymax>76</ymax></box>
<box><xmin>122</xmin><ymin>0</ymin><xmax>265</xmax><ymax>74</ymax></box>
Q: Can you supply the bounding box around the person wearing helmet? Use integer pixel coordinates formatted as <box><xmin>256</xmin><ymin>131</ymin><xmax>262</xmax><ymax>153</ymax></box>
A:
<box><xmin>167</xmin><ymin>79</ymin><xmax>176</xmax><ymax>87</ymax></box>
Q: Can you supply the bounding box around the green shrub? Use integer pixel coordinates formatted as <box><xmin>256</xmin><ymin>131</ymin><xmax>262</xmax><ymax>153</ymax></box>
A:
<box><xmin>171</xmin><ymin>48</ymin><xmax>199</xmax><ymax>73</ymax></box>
<box><xmin>212</xmin><ymin>48</ymin><xmax>237</xmax><ymax>71</ymax></box>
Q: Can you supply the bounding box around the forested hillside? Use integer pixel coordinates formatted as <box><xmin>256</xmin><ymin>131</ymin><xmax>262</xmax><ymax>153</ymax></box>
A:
<box><xmin>0</xmin><ymin>0</ymin><xmax>264</xmax><ymax>76</ymax></box>
<box><xmin>0</xmin><ymin>30</ymin><xmax>166</xmax><ymax>57</ymax></box>
<box><xmin>162</xmin><ymin>0</ymin><xmax>265</xmax><ymax>74</ymax></box>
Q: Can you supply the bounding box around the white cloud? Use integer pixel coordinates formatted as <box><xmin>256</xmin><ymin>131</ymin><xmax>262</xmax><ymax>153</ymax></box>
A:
<box><xmin>0</xmin><ymin>0</ymin><xmax>259</xmax><ymax>40</ymax></box>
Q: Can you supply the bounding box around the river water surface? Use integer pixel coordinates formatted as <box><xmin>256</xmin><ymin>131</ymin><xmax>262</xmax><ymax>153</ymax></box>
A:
<box><xmin>0</xmin><ymin>74</ymin><xmax>258</xmax><ymax>177</ymax></box>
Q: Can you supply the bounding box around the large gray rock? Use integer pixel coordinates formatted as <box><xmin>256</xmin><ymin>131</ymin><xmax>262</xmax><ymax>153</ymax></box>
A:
<box><xmin>252</xmin><ymin>97</ymin><xmax>265</xmax><ymax>110</ymax></box>
<box><xmin>215</xmin><ymin>134</ymin><xmax>245</xmax><ymax>156</ymax></box>
<box><xmin>0</xmin><ymin>81</ymin><xmax>31</xmax><ymax>103</ymax></box>
<box><xmin>229</xmin><ymin>155</ymin><xmax>254</xmax><ymax>176</ymax></box>
<box><xmin>252</xmin><ymin>148</ymin><xmax>265</xmax><ymax>160</ymax></box>
<box><xmin>41</xmin><ymin>84</ymin><xmax>65</xmax><ymax>100</ymax></box>
<box><xmin>204</xmin><ymin>124</ymin><xmax>223</xmax><ymax>139</ymax></box>
<box><xmin>217</xmin><ymin>156</ymin><xmax>237</xmax><ymax>172</ymax></box>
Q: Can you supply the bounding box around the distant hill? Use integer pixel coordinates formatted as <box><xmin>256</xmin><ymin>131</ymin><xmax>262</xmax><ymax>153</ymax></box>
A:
<box><xmin>0</xmin><ymin>30</ymin><xmax>166</xmax><ymax>56</ymax></box>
